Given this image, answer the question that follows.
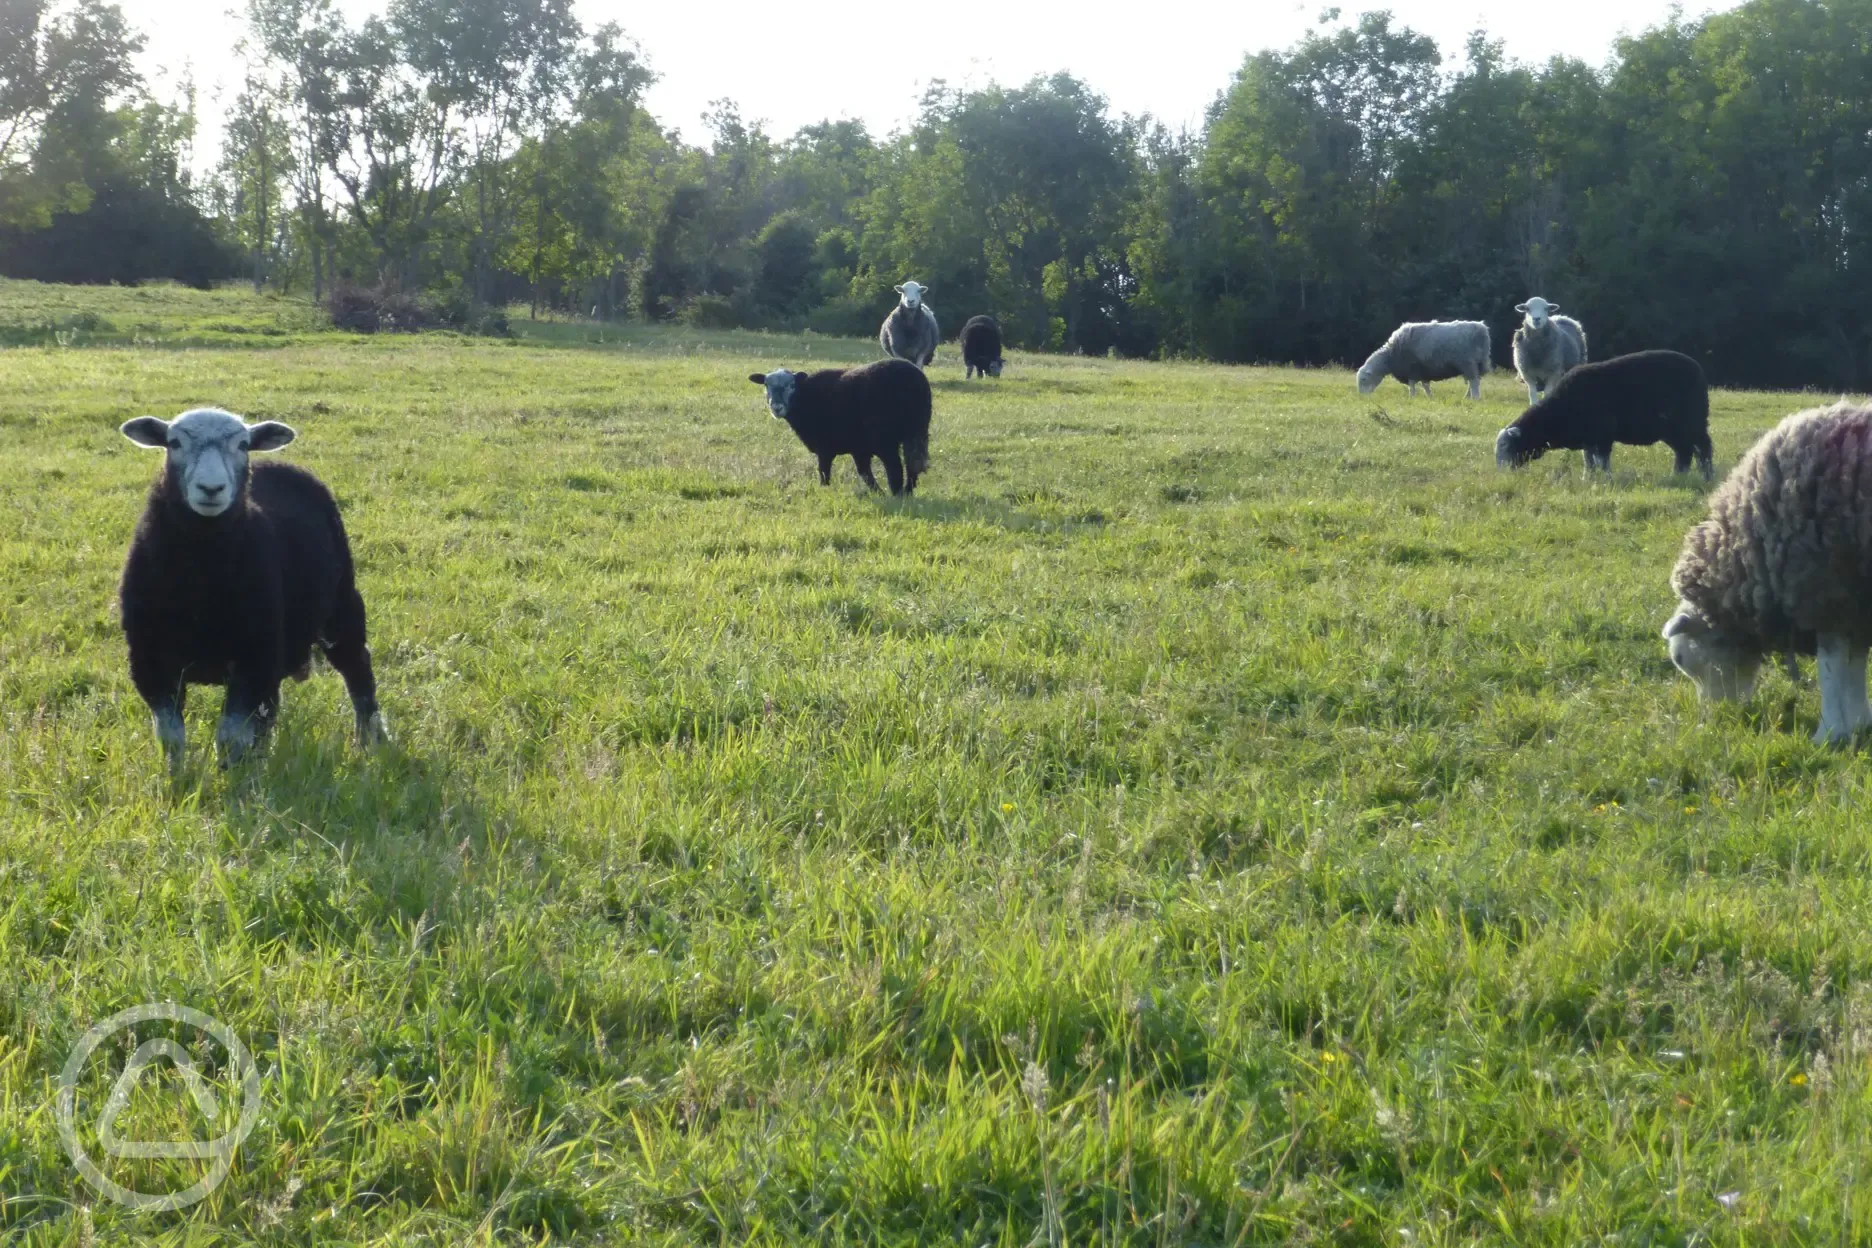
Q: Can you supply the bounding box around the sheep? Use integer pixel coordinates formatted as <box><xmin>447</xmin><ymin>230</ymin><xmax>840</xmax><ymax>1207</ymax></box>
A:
<box><xmin>880</xmin><ymin>280</ymin><xmax>940</xmax><ymax>368</ymax></box>
<box><xmin>1494</xmin><ymin>349</ymin><xmax>1711</xmax><ymax>478</ymax></box>
<box><xmin>118</xmin><ymin>407</ymin><xmax>385</xmax><ymax>767</ymax></box>
<box><xmin>1511</xmin><ymin>296</ymin><xmax>1588</xmax><ymax>403</ymax></box>
<box><xmin>1355</xmin><ymin>320</ymin><xmax>1491</xmax><ymax>399</ymax></box>
<box><xmin>1661</xmin><ymin>403</ymin><xmax>1872</xmax><ymax>743</ymax></box>
<box><xmin>749</xmin><ymin>357</ymin><xmax>932</xmax><ymax>495</ymax></box>
<box><xmin>960</xmin><ymin>315</ymin><xmax>1004</xmax><ymax>378</ymax></box>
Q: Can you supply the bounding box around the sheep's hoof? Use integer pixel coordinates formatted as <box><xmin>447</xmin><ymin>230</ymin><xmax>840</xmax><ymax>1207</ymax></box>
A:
<box><xmin>1813</xmin><ymin>721</ymin><xmax>1862</xmax><ymax>746</ymax></box>
<box><xmin>358</xmin><ymin>709</ymin><xmax>389</xmax><ymax>747</ymax></box>
<box><xmin>215</xmin><ymin>715</ymin><xmax>259</xmax><ymax>766</ymax></box>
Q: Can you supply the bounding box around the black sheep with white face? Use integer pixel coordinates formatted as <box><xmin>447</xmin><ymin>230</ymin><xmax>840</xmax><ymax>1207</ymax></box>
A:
<box><xmin>119</xmin><ymin>407</ymin><xmax>385</xmax><ymax>767</ymax></box>
<box><xmin>1495</xmin><ymin>349</ymin><xmax>1711</xmax><ymax>478</ymax></box>
<box><xmin>750</xmin><ymin>358</ymin><xmax>932</xmax><ymax>495</ymax></box>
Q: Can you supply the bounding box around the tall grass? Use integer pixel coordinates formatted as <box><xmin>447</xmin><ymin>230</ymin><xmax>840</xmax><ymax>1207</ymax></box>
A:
<box><xmin>3</xmin><ymin>285</ymin><xmax>1871</xmax><ymax>1243</ymax></box>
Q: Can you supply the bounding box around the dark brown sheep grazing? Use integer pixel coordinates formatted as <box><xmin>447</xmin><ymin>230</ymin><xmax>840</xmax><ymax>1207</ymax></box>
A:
<box><xmin>1494</xmin><ymin>349</ymin><xmax>1711</xmax><ymax>478</ymax></box>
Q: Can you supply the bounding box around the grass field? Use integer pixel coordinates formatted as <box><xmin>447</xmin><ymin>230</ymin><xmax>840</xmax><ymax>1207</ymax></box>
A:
<box><xmin>4</xmin><ymin>279</ymin><xmax>1872</xmax><ymax>1244</ymax></box>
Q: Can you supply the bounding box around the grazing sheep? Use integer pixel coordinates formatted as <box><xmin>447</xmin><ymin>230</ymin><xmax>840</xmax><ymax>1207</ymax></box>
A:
<box><xmin>119</xmin><ymin>407</ymin><xmax>385</xmax><ymax>767</ymax></box>
<box><xmin>1512</xmin><ymin>296</ymin><xmax>1588</xmax><ymax>403</ymax></box>
<box><xmin>960</xmin><ymin>315</ymin><xmax>1004</xmax><ymax>378</ymax></box>
<box><xmin>1494</xmin><ymin>349</ymin><xmax>1711</xmax><ymax>477</ymax></box>
<box><xmin>1355</xmin><ymin>320</ymin><xmax>1491</xmax><ymax>399</ymax></box>
<box><xmin>1662</xmin><ymin>403</ymin><xmax>1872</xmax><ymax>743</ymax></box>
<box><xmin>880</xmin><ymin>280</ymin><xmax>940</xmax><ymax>368</ymax></box>
<box><xmin>750</xmin><ymin>357</ymin><xmax>932</xmax><ymax>495</ymax></box>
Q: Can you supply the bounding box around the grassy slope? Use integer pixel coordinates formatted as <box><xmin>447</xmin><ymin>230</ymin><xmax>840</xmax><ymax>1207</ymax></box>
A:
<box><xmin>3</xmin><ymin>284</ymin><xmax>1872</xmax><ymax>1244</ymax></box>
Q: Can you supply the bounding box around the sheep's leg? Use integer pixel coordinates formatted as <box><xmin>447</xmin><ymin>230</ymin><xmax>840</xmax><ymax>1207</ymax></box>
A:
<box><xmin>817</xmin><ymin>453</ymin><xmax>836</xmax><ymax>486</ymax></box>
<box><xmin>1814</xmin><ymin>635</ymin><xmax>1872</xmax><ymax>745</ymax></box>
<box><xmin>1696</xmin><ymin>441</ymin><xmax>1714</xmax><ymax>482</ymax></box>
<box><xmin>323</xmin><ymin>585</ymin><xmax>385</xmax><ymax>746</ymax></box>
<box><xmin>128</xmin><ymin>648</ymin><xmax>188</xmax><ymax>766</ymax></box>
<box><xmin>1467</xmin><ymin>372</ymin><xmax>1481</xmax><ymax>400</ymax></box>
<box><xmin>852</xmin><ymin>454</ymin><xmax>881</xmax><ymax>492</ymax></box>
<box><xmin>879</xmin><ymin>447</ymin><xmax>907</xmax><ymax>496</ymax></box>
<box><xmin>216</xmin><ymin>671</ymin><xmax>280</xmax><ymax>766</ymax></box>
<box><xmin>1526</xmin><ymin>381</ymin><xmax>1540</xmax><ymax>404</ymax></box>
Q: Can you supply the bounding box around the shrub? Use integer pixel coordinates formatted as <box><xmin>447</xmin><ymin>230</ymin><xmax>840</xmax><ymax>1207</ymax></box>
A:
<box><xmin>677</xmin><ymin>294</ymin><xmax>742</xmax><ymax>330</ymax></box>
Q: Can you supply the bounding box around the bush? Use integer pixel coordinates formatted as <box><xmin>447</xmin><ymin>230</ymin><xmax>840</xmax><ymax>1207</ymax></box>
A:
<box><xmin>805</xmin><ymin>294</ymin><xmax>882</xmax><ymax>339</ymax></box>
<box><xmin>325</xmin><ymin>284</ymin><xmax>509</xmax><ymax>336</ymax></box>
<box><xmin>677</xmin><ymin>294</ymin><xmax>742</xmax><ymax>330</ymax></box>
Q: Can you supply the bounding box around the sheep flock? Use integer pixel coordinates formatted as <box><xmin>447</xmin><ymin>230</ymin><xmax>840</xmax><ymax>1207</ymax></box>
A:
<box><xmin>101</xmin><ymin>282</ymin><xmax>1870</xmax><ymax>770</ymax></box>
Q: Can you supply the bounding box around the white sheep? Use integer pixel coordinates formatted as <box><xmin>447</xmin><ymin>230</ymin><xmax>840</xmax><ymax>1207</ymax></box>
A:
<box><xmin>1512</xmin><ymin>297</ymin><xmax>1587</xmax><ymax>403</ymax></box>
<box><xmin>1356</xmin><ymin>320</ymin><xmax>1491</xmax><ymax>399</ymax></box>
<box><xmin>880</xmin><ymin>280</ymin><xmax>939</xmax><ymax>368</ymax></box>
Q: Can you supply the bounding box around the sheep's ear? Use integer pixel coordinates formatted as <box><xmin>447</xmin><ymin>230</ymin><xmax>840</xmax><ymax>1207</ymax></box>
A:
<box><xmin>247</xmin><ymin>421</ymin><xmax>296</xmax><ymax>452</ymax></box>
<box><xmin>749</xmin><ymin>373</ymin><xmax>767</xmax><ymax>385</ymax></box>
<box><xmin>1514</xmin><ymin>303</ymin><xmax>1529</xmax><ymax>313</ymax></box>
<box><xmin>893</xmin><ymin>284</ymin><xmax>905</xmax><ymax>293</ymax></box>
<box><xmin>121</xmin><ymin>417</ymin><xmax>171</xmax><ymax>448</ymax></box>
<box><xmin>1547</xmin><ymin>303</ymin><xmax>1559</xmax><ymax>312</ymax></box>
<box><xmin>1662</xmin><ymin>610</ymin><xmax>1700</xmax><ymax>640</ymax></box>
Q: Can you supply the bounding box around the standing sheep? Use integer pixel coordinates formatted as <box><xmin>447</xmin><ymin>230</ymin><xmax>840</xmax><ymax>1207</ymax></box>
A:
<box><xmin>749</xmin><ymin>357</ymin><xmax>932</xmax><ymax>495</ymax></box>
<box><xmin>1355</xmin><ymin>320</ymin><xmax>1491</xmax><ymax>399</ymax></box>
<box><xmin>1493</xmin><ymin>349</ymin><xmax>1711</xmax><ymax>477</ymax></box>
<box><xmin>118</xmin><ymin>407</ymin><xmax>385</xmax><ymax>767</ymax></box>
<box><xmin>1662</xmin><ymin>403</ymin><xmax>1872</xmax><ymax>743</ymax></box>
<box><xmin>1511</xmin><ymin>296</ymin><xmax>1588</xmax><ymax>403</ymax></box>
<box><xmin>880</xmin><ymin>280</ymin><xmax>940</xmax><ymax>368</ymax></box>
<box><xmin>960</xmin><ymin>315</ymin><xmax>1004</xmax><ymax>378</ymax></box>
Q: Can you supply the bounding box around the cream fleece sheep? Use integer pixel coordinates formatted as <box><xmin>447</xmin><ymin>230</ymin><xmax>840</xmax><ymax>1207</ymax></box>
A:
<box><xmin>1662</xmin><ymin>402</ymin><xmax>1872</xmax><ymax>743</ymax></box>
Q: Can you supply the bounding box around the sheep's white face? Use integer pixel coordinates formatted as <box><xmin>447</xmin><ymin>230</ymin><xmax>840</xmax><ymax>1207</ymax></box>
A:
<box><xmin>1517</xmin><ymin>297</ymin><xmax>1557</xmax><ymax>330</ymax></box>
<box><xmin>1495</xmin><ymin>426</ymin><xmax>1533</xmax><ymax>468</ymax></box>
<box><xmin>895</xmin><ymin>281</ymin><xmax>926</xmax><ymax>311</ymax></box>
<box><xmin>121</xmin><ymin>408</ymin><xmax>296</xmax><ymax>517</ymax></box>
<box><xmin>1663</xmin><ymin>603</ymin><xmax>1762</xmax><ymax>702</ymax></box>
<box><xmin>749</xmin><ymin>369</ymin><xmax>799</xmax><ymax>420</ymax></box>
<box><xmin>985</xmin><ymin>358</ymin><xmax>1004</xmax><ymax>377</ymax></box>
<box><xmin>1355</xmin><ymin>352</ymin><xmax>1387</xmax><ymax>395</ymax></box>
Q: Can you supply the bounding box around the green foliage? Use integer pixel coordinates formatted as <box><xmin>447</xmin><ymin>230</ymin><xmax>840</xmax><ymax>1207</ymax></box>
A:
<box><xmin>9</xmin><ymin>289</ymin><xmax>1872</xmax><ymax>1242</ymax></box>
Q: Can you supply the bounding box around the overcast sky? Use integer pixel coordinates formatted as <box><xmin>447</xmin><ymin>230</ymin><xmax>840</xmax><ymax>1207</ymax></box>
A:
<box><xmin>131</xmin><ymin>0</ymin><xmax>1735</xmax><ymax>163</ymax></box>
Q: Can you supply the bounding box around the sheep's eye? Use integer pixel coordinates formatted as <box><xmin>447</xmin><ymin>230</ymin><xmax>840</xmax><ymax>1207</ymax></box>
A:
<box><xmin>237</xmin><ymin>440</ymin><xmax>251</xmax><ymax>451</ymax></box>
<box><xmin>166</xmin><ymin>438</ymin><xmax>180</xmax><ymax>449</ymax></box>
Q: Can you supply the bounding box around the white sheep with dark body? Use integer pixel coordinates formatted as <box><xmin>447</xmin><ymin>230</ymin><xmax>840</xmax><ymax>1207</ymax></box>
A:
<box><xmin>1512</xmin><ymin>296</ymin><xmax>1587</xmax><ymax>403</ymax></box>
<box><xmin>879</xmin><ymin>280</ymin><xmax>939</xmax><ymax>368</ymax></box>
<box><xmin>1663</xmin><ymin>403</ymin><xmax>1872</xmax><ymax>743</ymax></box>
<box><xmin>1355</xmin><ymin>320</ymin><xmax>1491</xmax><ymax>399</ymax></box>
<box><xmin>119</xmin><ymin>407</ymin><xmax>385</xmax><ymax>767</ymax></box>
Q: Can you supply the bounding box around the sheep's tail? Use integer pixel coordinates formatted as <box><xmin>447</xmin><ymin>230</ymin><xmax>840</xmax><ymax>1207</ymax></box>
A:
<box><xmin>904</xmin><ymin>427</ymin><xmax>930</xmax><ymax>478</ymax></box>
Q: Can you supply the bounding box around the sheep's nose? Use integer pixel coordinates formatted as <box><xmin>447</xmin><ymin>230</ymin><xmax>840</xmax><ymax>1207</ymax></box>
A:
<box><xmin>198</xmin><ymin>483</ymin><xmax>226</xmax><ymax>498</ymax></box>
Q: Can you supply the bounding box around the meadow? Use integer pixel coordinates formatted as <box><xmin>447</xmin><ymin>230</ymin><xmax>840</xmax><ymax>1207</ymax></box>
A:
<box><xmin>3</xmin><ymin>278</ymin><xmax>1872</xmax><ymax>1245</ymax></box>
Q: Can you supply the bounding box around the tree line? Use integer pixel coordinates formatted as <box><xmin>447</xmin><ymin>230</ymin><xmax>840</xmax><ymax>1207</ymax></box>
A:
<box><xmin>2</xmin><ymin>0</ymin><xmax>1868</xmax><ymax>388</ymax></box>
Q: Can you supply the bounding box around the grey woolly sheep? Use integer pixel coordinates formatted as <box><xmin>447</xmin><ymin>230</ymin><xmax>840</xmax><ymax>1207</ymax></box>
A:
<box><xmin>1663</xmin><ymin>403</ymin><xmax>1872</xmax><ymax>744</ymax></box>
<box><xmin>1355</xmin><ymin>320</ymin><xmax>1491</xmax><ymax>399</ymax></box>
<box><xmin>1494</xmin><ymin>349</ymin><xmax>1711</xmax><ymax>477</ymax></box>
<box><xmin>880</xmin><ymin>280</ymin><xmax>939</xmax><ymax>368</ymax></box>
<box><xmin>119</xmin><ymin>407</ymin><xmax>385</xmax><ymax>768</ymax></box>
<box><xmin>1512</xmin><ymin>297</ymin><xmax>1587</xmax><ymax>403</ymax></box>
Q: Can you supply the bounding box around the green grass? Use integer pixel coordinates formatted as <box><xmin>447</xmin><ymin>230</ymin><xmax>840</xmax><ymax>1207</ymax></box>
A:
<box><xmin>4</xmin><ymin>284</ymin><xmax>1872</xmax><ymax>1244</ymax></box>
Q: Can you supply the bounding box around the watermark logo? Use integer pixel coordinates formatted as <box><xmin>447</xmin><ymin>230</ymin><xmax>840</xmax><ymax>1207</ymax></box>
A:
<box><xmin>57</xmin><ymin>1003</ymin><xmax>261</xmax><ymax>1211</ymax></box>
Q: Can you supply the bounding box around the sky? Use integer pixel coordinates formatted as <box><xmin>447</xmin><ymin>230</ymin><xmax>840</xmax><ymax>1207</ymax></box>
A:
<box><xmin>130</xmin><ymin>0</ymin><xmax>1736</xmax><ymax>165</ymax></box>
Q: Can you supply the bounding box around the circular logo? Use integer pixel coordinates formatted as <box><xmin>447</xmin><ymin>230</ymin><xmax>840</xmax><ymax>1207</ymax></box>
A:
<box><xmin>56</xmin><ymin>1003</ymin><xmax>261</xmax><ymax>1211</ymax></box>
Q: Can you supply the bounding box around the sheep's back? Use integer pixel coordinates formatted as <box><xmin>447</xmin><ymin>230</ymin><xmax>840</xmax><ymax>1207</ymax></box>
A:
<box><xmin>1673</xmin><ymin>404</ymin><xmax>1872</xmax><ymax>643</ymax></box>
